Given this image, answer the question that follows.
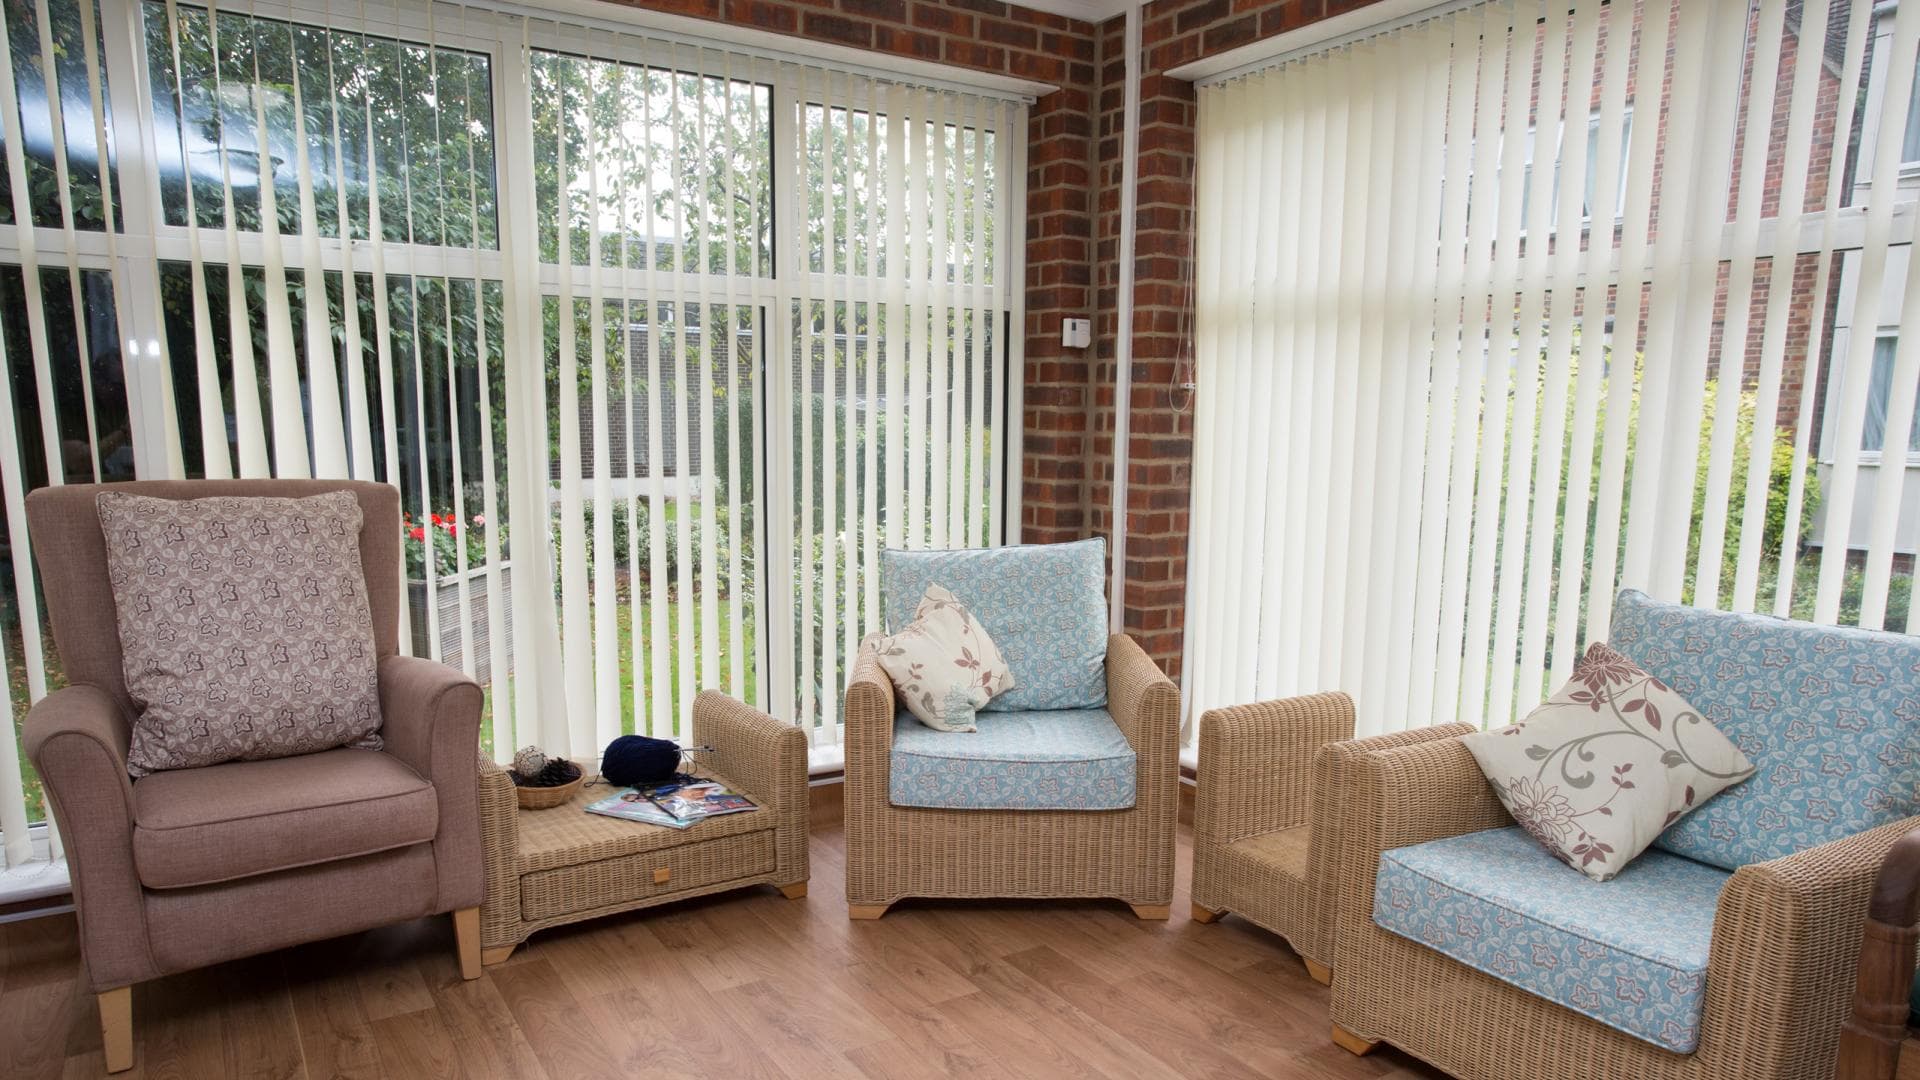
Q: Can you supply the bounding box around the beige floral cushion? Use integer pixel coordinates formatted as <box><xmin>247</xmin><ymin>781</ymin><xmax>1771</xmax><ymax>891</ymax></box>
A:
<box><xmin>872</xmin><ymin>584</ymin><xmax>1015</xmax><ymax>733</ymax></box>
<box><xmin>97</xmin><ymin>491</ymin><xmax>384</xmax><ymax>776</ymax></box>
<box><xmin>1462</xmin><ymin>642</ymin><xmax>1755</xmax><ymax>881</ymax></box>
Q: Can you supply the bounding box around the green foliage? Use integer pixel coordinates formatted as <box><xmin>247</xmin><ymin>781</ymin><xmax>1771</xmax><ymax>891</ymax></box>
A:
<box><xmin>1682</xmin><ymin>380</ymin><xmax>1822</xmax><ymax>609</ymax></box>
<box><xmin>561</xmin><ymin>499</ymin><xmax>745</xmax><ymax>597</ymax></box>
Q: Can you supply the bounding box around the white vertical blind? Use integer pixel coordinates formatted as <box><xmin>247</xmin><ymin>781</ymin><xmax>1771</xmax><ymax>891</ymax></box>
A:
<box><xmin>0</xmin><ymin>0</ymin><xmax>1027</xmax><ymax>885</ymax></box>
<box><xmin>1187</xmin><ymin>0</ymin><xmax>1919</xmax><ymax>739</ymax></box>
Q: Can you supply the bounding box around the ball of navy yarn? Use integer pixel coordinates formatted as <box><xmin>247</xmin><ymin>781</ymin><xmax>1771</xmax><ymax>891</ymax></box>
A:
<box><xmin>601</xmin><ymin>735</ymin><xmax>680</xmax><ymax>787</ymax></box>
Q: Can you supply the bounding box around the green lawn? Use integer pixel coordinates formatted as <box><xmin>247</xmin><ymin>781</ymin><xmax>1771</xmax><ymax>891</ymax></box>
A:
<box><xmin>478</xmin><ymin>586</ymin><xmax>756</xmax><ymax>757</ymax></box>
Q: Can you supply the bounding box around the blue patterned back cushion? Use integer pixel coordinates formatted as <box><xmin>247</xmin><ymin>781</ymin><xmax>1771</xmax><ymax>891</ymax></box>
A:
<box><xmin>1609</xmin><ymin>589</ymin><xmax>1920</xmax><ymax>869</ymax></box>
<box><xmin>881</xmin><ymin>539</ymin><xmax>1108</xmax><ymax>711</ymax></box>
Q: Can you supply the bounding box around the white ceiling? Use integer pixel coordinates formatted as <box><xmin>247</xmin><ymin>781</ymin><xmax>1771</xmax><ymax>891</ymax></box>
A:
<box><xmin>1012</xmin><ymin>0</ymin><xmax>1133</xmax><ymax>28</ymax></box>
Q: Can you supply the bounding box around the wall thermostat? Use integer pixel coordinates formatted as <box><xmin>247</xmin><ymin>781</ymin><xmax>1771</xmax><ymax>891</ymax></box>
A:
<box><xmin>1062</xmin><ymin>317</ymin><xmax>1091</xmax><ymax>349</ymax></box>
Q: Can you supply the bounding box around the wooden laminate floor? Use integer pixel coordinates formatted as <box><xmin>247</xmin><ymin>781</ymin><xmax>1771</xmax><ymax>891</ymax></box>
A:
<box><xmin>0</xmin><ymin>819</ymin><xmax>1449</xmax><ymax>1079</ymax></box>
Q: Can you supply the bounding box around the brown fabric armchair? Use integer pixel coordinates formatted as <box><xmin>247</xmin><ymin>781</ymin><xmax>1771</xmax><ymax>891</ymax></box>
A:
<box><xmin>1189</xmin><ymin>691</ymin><xmax>1470</xmax><ymax>982</ymax></box>
<box><xmin>22</xmin><ymin>480</ymin><xmax>484</xmax><ymax>1073</ymax></box>
<box><xmin>843</xmin><ymin>632</ymin><xmax>1179</xmax><ymax>919</ymax></box>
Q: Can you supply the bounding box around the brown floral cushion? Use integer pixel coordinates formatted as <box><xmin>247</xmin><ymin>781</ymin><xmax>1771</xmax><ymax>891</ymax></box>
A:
<box><xmin>872</xmin><ymin>584</ymin><xmax>1015</xmax><ymax>733</ymax></box>
<box><xmin>97</xmin><ymin>491</ymin><xmax>384</xmax><ymax>776</ymax></box>
<box><xmin>1462</xmin><ymin>641</ymin><xmax>1755</xmax><ymax>881</ymax></box>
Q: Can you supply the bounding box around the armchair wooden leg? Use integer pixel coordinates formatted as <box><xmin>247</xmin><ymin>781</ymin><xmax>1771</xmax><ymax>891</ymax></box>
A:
<box><xmin>778</xmin><ymin>881</ymin><xmax>808</xmax><ymax>899</ymax></box>
<box><xmin>1190</xmin><ymin>902</ymin><xmax>1223</xmax><ymax>924</ymax></box>
<box><xmin>98</xmin><ymin>986</ymin><xmax>132</xmax><ymax>1074</ymax></box>
<box><xmin>1303</xmin><ymin>957</ymin><xmax>1333</xmax><ymax>986</ymax></box>
<box><xmin>1331</xmin><ymin>1024</ymin><xmax>1379</xmax><ymax>1057</ymax></box>
<box><xmin>453</xmin><ymin>907</ymin><xmax>481</xmax><ymax>981</ymax></box>
<box><xmin>1129</xmin><ymin>904</ymin><xmax>1171</xmax><ymax>921</ymax></box>
<box><xmin>481</xmin><ymin>944</ymin><xmax>518</xmax><ymax>967</ymax></box>
<box><xmin>848</xmin><ymin>903</ymin><xmax>892</xmax><ymax>920</ymax></box>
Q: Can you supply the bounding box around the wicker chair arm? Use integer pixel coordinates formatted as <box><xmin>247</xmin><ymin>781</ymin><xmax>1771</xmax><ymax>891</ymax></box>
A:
<box><xmin>1104</xmin><ymin>634</ymin><xmax>1180</xmax><ymax>813</ymax></box>
<box><xmin>691</xmin><ymin>690</ymin><xmax>809</xmax><ymax>888</ymax></box>
<box><xmin>1329</xmin><ymin>735</ymin><xmax>1509</xmax><ymax>975</ymax></box>
<box><xmin>1701</xmin><ymin>813</ymin><xmax>1920</xmax><ymax>1075</ymax></box>
<box><xmin>1838</xmin><ymin>822</ymin><xmax>1920</xmax><ymax>1080</ymax></box>
<box><xmin>1194</xmin><ymin>693</ymin><xmax>1357</xmax><ymax>847</ymax></box>
<box><xmin>476</xmin><ymin>756</ymin><xmax>522</xmax><ymax>950</ymax></box>
<box><xmin>844</xmin><ymin>636</ymin><xmax>896</xmax><ymax>796</ymax></box>
<box><xmin>692</xmin><ymin>690</ymin><xmax>806</xmax><ymax>809</ymax></box>
<box><xmin>1105</xmin><ymin>633</ymin><xmax>1179</xmax><ymax>754</ymax></box>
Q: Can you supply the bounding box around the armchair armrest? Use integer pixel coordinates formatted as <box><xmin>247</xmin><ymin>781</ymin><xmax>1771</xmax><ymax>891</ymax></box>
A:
<box><xmin>1105</xmin><ymin>633</ymin><xmax>1179</xmax><ymax>764</ymax></box>
<box><xmin>1838</xmin><ymin>823</ymin><xmax>1920</xmax><ymax>1080</ymax></box>
<box><xmin>22</xmin><ymin>685</ymin><xmax>156</xmax><ymax>991</ymax></box>
<box><xmin>1710</xmin><ymin>814</ymin><xmax>1920</xmax><ymax>1075</ymax></box>
<box><xmin>844</xmin><ymin>636</ymin><xmax>896</xmax><ymax>802</ymax></box>
<box><xmin>693</xmin><ymin>690</ymin><xmax>808</xmax><ymax>887</ymax></box>
<box><xmin>1195</xmin><ymin>692</ymin><xmax>1357</xmax><ymax>849</ymax></box>
<box><xmin>1330</xmin><ymin>734</ymin><xmax>1509</xmax><ymax>978</ymax></box>
<box><xmin>378</xmin><ymin>654</ymin><xmax>484</xmax><ymax>913</ymax></box>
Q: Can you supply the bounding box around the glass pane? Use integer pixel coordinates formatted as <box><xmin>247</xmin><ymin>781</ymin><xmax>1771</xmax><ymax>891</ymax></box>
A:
<box><xmin>0</xmin><ymin>0</ymin><xmax>117</xmax><ymax>230</ymax></box>
<box><xmin>0</xmin><ymin>262</ymin><xmax>125</xmax><ymax>826</ymax></box>
<box><xmin>544</xmin><ymin>297</ymin><xmax>758</xmax><ymax>737</ymax></box>
<box><xmin>142</xmin><ymin>0</ymin><xmax>498</xmax><ymax>245</ymax></box>
<box><xmin>531</xmin><ymin>50</ymin><xmax>771</xmax><ymax>273</ymax></box>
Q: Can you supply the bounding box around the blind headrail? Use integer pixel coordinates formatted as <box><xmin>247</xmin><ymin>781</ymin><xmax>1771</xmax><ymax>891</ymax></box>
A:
<box><xmin>1169</xmin><ymin>0</ymin><xmax>1495</xmax><ymax>85</ymax></box>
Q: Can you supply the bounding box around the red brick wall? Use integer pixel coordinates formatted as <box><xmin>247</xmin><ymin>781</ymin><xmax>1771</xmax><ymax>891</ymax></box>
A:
<box><xmin>606</xmin><ymin>0</ymin><xmax>1101</xmax><ymax>548</ymax></box>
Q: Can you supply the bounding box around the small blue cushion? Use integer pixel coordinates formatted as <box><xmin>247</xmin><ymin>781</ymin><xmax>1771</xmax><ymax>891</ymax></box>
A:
<box><xmin>880</xmin><ymin>539</ymin><xmax>1109</xmax><ymax>712</ymax></box>
<box><xmin>888</xmin><ymin>708</ymin><xmax>1136</xmax><ymax>810</ymax></box>
<box><xmin>1374</xmin><ymin>826</ymin><xmax>1729</xmax><ymax>1053</ymax></box>
<box><xmin>1610</xmin><ymin>589</ymin><xmax>1920</xmax><ymax>870</ymax></box>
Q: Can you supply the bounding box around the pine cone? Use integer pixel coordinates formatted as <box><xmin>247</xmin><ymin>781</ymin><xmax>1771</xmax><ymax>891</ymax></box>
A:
<box><xmin>512</xmin><ymin>745</ymin><xmax>548</xmax><ymax>776</ymax></box>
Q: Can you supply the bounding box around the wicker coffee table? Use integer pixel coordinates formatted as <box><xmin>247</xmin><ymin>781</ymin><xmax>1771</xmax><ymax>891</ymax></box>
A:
<box><xmin>475</xmin><ymin>691</ymin><xmax>809</xmax><ymax>964</ymax></box>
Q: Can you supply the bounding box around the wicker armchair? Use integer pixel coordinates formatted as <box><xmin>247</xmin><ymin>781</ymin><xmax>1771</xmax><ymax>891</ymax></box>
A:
<box><xmin>843</xmin><ymin>633</ymin><xmax>1179</xmax><ymax>919</ymax></box>
<box><xmin>1327</xmin><ymin>734</ymin><xmax>1920</xmax><ymax>1080</ymax></box>
<box><xmin>1189</xmin><ymin>691</ymin><xmax>1469</xmax><ymax>983</ymax></box>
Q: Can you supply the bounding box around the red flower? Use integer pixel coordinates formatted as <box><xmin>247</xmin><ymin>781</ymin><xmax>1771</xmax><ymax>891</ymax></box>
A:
<box><xmin>408</xmin><ymin>526</ymin><xmax>426</xmax><ymax>541</ymax></box>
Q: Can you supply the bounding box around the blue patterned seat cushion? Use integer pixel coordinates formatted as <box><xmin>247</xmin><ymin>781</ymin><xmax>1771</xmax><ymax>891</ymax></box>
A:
<box><xmin>881</xmin><ymin>539</ymin><xmax>1108</xmax><ymax>712</ymax></box>
<box><xmin>1610</xmin><ymin>589</ymin><xmax>1920</xmax><ymax>870</ymax></box>
<box><xmin>888</xmin><ymin>708</ymin><xmax>1136</xmax><ymax>810</ymax></box>
<box><xmin>1374</xmin><ymin>826</ymin><xmax>1729</xmax><ymax>1053</ymax></box>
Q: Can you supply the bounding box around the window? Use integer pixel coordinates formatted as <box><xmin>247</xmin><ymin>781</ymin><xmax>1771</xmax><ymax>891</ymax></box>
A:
<box><xmin>1520</xmin><ymin>108</ymin><xmax>1633</xmax><ymax>229</ymax></box>
<box><xmin>0</xmin><ymin>0</ymin><xmax>1026</xmax><ymax>876</ymax></box>
<box><xmin>1186</xmin><ymin>0</ymin><xmax>1904</xmax><ymax>747</ymax></box>
<box><xmin>1863</xmin><ymin>334</ymin><xmax>1920</xmax><ymax>455</ymax></box>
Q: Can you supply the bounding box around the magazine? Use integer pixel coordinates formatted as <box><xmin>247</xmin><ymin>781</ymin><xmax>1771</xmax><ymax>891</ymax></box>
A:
<box><xmin>585</xmin><ymin>779</ymin><xmax>759</xmax><ymax>829</ymax></box>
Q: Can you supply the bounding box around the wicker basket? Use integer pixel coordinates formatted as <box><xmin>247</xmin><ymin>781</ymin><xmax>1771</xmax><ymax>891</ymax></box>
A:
<box><xmin>511</xmin><ymin>760</ymin><xmax>584</xmax><ymax>810</ymax></box>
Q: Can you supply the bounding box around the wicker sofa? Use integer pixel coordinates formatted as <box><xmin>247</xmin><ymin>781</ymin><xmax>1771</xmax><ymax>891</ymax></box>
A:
<box><xmin>1189</xmin><ymin>691</ymin><xmax>1470</xmax><ymax>983</ymax></box>
<box><xmin>843</xmin><ymin>631</ymin><xmax>1180</xmax><ymax>919</ymax></box>
<box><xmin>1328</xmin><ymin>592</ymin><xmax>1920</xmax><ymax>1080</ymax></box>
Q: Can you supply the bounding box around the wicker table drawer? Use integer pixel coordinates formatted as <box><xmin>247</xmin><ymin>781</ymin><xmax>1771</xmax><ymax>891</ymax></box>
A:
<box><xmin>518</xmin><ymin>828</ymin><xmax>777</xmax><ymax>921</ymax></box>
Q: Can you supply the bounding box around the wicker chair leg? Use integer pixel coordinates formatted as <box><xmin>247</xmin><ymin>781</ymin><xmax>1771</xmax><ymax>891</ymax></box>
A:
<box><xmin>848</xmin><ymin>903</ymin><xmax>892</xmax><ymax>920</ymax></box>
<box><xmin>778</xmin><ymin>881</ymin><xmax>808</xmax><ymax>899</ymax></box>
<box><xmin>1331</xmin><ymin>1025</ymin><xmax>1379</xmax><ymax>1057</ymax></box>
<box><xmin>1303</xmin><ymin>957</ymin><xmax>1332</xmax><ymax>985</ymax></box>
<box><xmin>1190</xmin><ymin>903</ymin><xmax>1223</xmax><ymax>924</ymax></box>
<box><xmin>480</xmin><ymin>944</ymin><xmax>518</xmax><ymax>967</ymax></box>
<box><xmin>1129</xmin><ymin>904</ymin><xmax>1172</xmax><ymax>920</ymax></box>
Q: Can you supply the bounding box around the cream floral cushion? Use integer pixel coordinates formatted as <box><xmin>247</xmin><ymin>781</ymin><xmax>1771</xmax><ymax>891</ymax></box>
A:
<box><xmin>1462</xmin><ymin>642</ymin><xmax>1755</xmax><ymax>882</ymax></box>
<box><xmin>872</xmin><ymin>584</ymin><xmax>1015</xmax><ymax>733</ymax></box>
